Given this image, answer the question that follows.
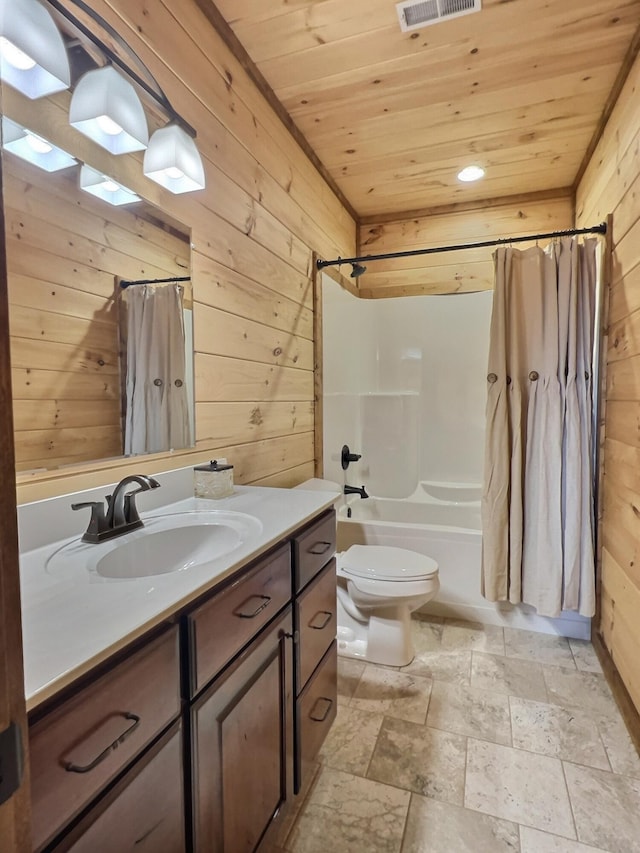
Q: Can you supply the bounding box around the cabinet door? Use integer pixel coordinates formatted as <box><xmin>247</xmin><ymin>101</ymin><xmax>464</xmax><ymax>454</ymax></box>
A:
<box><xmin>191</xmin><ymin>608</ymin><xmax>294</xmax><ymax>853</ymax></box>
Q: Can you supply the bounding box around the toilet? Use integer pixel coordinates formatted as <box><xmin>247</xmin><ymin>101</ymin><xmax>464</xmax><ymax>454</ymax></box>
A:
<box><xmin>294</xmin><ymin>479</ymin><xmax>440</xmax><ymax>667</ymax></box>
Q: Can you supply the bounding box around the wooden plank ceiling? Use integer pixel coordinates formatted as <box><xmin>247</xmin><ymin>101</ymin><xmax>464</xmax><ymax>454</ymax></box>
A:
<box><xmin>211</xmin><ymin>0</ymin><xmax>640</xmax><ymax>220</ymax></box>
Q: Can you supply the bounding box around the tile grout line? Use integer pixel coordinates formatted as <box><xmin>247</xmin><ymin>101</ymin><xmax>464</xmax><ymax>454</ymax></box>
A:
<box><xmin>397</xmin><ymin>791</ymin><xmax>413</xmax><ymax>853</ymax></box>
<box><xmin>507</xmin><ymin>693</ymin><xmax>514</xmax><ymax>749</ymax></box>
<box><xmin>462</xmin><ymin>735</ymin><xmax>470</xmax><ymax>810</ymax></box>
<box><xmin>560</xmin><ymin>758</ymin><xmax>580</xmax><ymax>844</ymax></box>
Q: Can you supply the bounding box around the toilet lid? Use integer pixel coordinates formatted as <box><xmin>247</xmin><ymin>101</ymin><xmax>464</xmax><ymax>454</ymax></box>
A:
<box><xmin>340</xmin><ymin>545</ymin><xmax>438</xmax><ymax>581</ymax></box>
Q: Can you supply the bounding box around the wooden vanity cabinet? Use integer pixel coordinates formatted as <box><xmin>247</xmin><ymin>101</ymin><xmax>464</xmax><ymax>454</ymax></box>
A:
<box><xmin>28</xmin><ymin>508</ymin><xmax>338</xmax><ymax>853</ymax></box>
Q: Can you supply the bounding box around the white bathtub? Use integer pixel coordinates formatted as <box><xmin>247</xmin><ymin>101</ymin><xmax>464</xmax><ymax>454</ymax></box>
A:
<box><xmin>337</xmin><ymin>483</ymin><xmax>590</xmax><ymax>639</ymax></box>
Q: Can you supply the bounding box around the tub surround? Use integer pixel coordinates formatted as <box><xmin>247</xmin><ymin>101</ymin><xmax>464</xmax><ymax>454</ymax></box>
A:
<box><xmin>19</xmin><ymin>466</ymin><xmax>337</xmax><ymax>710</ymax></box>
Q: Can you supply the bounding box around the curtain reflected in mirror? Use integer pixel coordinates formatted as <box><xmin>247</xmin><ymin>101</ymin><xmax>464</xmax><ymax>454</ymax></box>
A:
<box><xmin>119</xmin><ymin>282</ymin><xmax>194</xmax><ymax>456</ymax></box>
<box><xmin>4</xmin><ymin>137</ymin><xmax>196</xmax><ymax>473</ymax></box>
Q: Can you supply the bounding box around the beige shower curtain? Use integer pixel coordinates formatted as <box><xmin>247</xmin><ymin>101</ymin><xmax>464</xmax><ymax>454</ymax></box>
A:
<box><xmin>121</xmin><ymin>283</ymin><xmax>191</xmax><ymax>456</ymax></box>
<box><xmin>481</xmin><ymin>237</ymin><xmax>598</xmax><ymax>618</ymax></box>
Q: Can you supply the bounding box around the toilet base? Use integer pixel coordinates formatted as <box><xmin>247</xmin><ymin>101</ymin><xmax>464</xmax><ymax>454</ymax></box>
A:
<box><xmin>336</xmin><ymin>627</ymin><xmax>368</xmax><ymax>661</ymax></box>
<box><xmin>336</xmin><ymin>596</ymin><xmax>415</xmax><ymax>667</ymax></box>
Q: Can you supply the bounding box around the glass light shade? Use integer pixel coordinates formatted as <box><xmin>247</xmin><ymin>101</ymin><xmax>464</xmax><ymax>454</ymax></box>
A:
<box><xmin>143</xmin><ymin>124</ymin><xmax>206</xmax><ymax>193</ymax></box>
<box><xmin>457</xmin><ymin>165</ymin><xmax>485</xmax><ymax>182</ymax></box>
<box><xmin>2</xmin><ymin>116</ymin><xmax>77</xmax><ymax>171</ymax></box>
<box><xmin>0</xmin><ymin>0</ymin><xmax>70</xmax><ymax>98</ymax></box>
<box><xmin>80</xmin><ymin>165</ymin><xmax>141</xmax><ymax>206</ymax></box>
<box><xmin>70</xmin><ymin>66</ymin><xmax>149</xmax><ymax>154</ymax></box>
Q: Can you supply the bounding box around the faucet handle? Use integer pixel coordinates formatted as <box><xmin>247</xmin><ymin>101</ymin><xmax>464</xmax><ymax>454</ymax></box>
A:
<box><xmin>341</xmin><ymin>445</ymin><xmax>362</xmax><ymax>470</ymax></box>
<box><xmin>71</xmin><ymin>501</ymin><xmax>109</xmax><ymax>542</ymax></box>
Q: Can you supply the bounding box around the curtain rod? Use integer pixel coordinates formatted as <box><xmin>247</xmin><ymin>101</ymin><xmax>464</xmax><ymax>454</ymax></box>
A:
<box><xmin>120</xmin><ymin>276</ymin><xmax>191</xmax><ymax>288</ymax></box>
<box><xmin>315</xmin><ymin>223</ymin><xmax>607</xmax><ymax>272</ymax></box>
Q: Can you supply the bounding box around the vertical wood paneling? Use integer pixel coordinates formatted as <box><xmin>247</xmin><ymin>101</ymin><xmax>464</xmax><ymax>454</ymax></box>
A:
<box><xmin>577</xmin><ymin>50</ymin><xmax>640</xmax><ymax>720</ymax></box>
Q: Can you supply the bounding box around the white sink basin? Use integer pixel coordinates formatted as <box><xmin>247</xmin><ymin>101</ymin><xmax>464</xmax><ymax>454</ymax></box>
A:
<box><xmin>46</xmin><ymin>511</ymin><xmax>263</xmax><ymax>581</ymax></box>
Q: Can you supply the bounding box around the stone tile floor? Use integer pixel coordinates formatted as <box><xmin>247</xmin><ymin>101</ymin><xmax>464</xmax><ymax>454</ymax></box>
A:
<box><xmin>281</xmin><ymin>615</ymin><xmax>640</xmax><ymax>853</ymax></box>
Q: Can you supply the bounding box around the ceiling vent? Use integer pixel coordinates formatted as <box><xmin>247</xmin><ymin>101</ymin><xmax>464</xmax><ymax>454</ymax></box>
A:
<box><xmin>396</xmin><ymin>0</ymin><xmax>481</xmax><ymax>32</ymax></box>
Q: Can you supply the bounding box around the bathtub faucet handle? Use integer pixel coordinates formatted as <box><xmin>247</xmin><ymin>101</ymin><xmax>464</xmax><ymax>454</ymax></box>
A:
<box><xmin>341</xmin><ymin>445</ymin><xmax>362</xmax><ymax>470</ymax></box>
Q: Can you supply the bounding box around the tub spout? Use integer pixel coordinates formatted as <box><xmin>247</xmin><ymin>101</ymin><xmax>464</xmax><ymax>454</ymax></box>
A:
<box><xmin>344</xmin><ymin>484</ymin><xmax>369</xmax><ymax>499</ymax></box>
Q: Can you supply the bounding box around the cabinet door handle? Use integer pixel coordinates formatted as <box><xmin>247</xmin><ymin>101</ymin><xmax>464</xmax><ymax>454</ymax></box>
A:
<box><xmin>63</xmin><ymin>712</ymin><xmax>141</xmax><ymax>774</ymax></box>
<box><xmin>309</xmin><ymin>610</ymin><xmax>333</xmax><ymax>630</ymax></box>
<box><xmin>309</xmin><ymin>697</ymin><xmax>333</xmax><ymax>723</ymax></box>
<box><xmin>308</xmin><ymin>540</ymin><xmax>331</xmax><ymax>556</ymax></box>
<box><xmin>233</xmin><ymin>594</ymin><xmax>272</xmax><ymax>618</ymax></box>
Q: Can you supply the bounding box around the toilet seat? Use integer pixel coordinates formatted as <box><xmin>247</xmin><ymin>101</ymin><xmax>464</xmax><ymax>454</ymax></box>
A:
<box><xmin>340</xmin><ymin>544</ymin><xmax>438</xmax><ymax>582</ymax></box>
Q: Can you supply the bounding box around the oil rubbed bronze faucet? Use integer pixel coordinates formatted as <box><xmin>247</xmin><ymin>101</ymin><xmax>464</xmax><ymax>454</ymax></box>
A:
<box><xmin>344</xmin><ymin>484</ymin><xmax>369</xmax><ymax>499</ymax></box>
<box><xmin>72</xmin><ymin>475</ymin><xmax>161</xmax><ymax>543</ymax></box>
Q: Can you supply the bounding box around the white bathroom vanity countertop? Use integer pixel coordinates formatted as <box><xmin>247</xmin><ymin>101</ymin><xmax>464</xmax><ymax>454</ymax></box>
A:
<box><xmin>19</xmin><ymin>485</ymin><xmax>336</xmax><ymax>711</ymax></box>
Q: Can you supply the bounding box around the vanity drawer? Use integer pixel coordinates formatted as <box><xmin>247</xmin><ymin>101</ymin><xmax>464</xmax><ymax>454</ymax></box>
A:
<box><xmin>296</xmin><ymin>559</ymin><xmax>337</xmax><ymax>691</ymax></box>
<box><xmin>293</xmin><ymin>510</ymin><xmax>336</xmax><ymax>593</ymax></box>
<box><xmin>50</xmin><ymin>723</ymin><xmax>185</xmax><ymax>853</ymax></box>
<box><xmin>30</xmin><ymin>626</ymin><xmax>181</xmax><ymax>853</ymax></box>
<box><xmin>188</xmin><ymin>543</ymin><xmax>291</xmax><ymax>696</ymax></box>
<box><xmin>295</xmin><ymin>641</ymin><xmax>337</xmax><ymax>793</ymax></box>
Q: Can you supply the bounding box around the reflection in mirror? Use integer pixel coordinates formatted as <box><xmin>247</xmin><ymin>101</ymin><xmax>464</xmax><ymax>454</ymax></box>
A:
<box><xmin>3</xmin><ymin>133</ymin><xmax>195</xmax><ymax>473</ymax></box>
<box><xmin>118</xmin><ymin>278</ymin><xmax>194</xmax><ymax>455</ymax></box>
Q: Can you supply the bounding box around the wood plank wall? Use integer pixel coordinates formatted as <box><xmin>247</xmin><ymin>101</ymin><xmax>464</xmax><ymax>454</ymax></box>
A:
<box><xmin>6</xmin><ymin>158</ymin><xmax>189</xmax><ymax>472</ymax></box>
<box><xmin>8</xmin><ymin>0</ymin><xmax>355</xmax><ymax>503</ymax></box>
<box><xmin>356</xmin><ymin>193</ymin><xmax>574</xmax><ymax>297</ymax></box>
<box><xmin>576</xmin><ymin>51</ymin><xmax>640</xmax><ymax>717</ymax></box>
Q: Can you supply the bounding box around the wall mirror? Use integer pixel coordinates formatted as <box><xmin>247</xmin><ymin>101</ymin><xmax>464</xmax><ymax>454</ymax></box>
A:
<box><xmin>2</xmin><ymin>84</ymin><xmax>196</xmax><ymax>474</ymax></box>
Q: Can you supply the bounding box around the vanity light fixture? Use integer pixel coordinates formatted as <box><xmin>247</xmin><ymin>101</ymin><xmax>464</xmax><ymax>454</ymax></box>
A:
<box><xmin>70</xmin><ymin>65</ymin><xmax>149</xmax><ymax>154</ymax></box>
<box><xmin>80</xmin><ymin>164</ymin><xmax>141</xmax><ymax>206</ymax></box>
<box><xmin>0</xmin><ymin>0</ymin><xmax>70</xmax><ymax>98</ymax></box>
<box><xmin>2</xmin><ymin>116</ymin><xmax>77</xmax><ymax>171</ymax></box>
<box><xmin>143</xmin><ymin>123</ymin><xmax>206</xmax><ymax>194</ymax></box>
<box><xmin>4</xmin><ymin>0</ymin><xmax>206</xmax><ymax>196</ymax></box>
<box><xmin>457</xmin><ymin>165</ymin><xmax>485</xmax><ymax>182</ymax></box>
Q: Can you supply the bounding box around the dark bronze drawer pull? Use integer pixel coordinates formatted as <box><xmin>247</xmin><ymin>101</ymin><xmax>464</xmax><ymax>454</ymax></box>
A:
<box><xmin>233</xmin><ymin>594</ymin><xmax>272</xmax><ymax>618</ymax></box>
<box><xmin>309</xmin><ymin>610</ymin><xmax>333</xmax><ymax>630</ymax></box>
<box><xmin>309</xmin><ymin>697</ymin><xmax>333</xmax><ymax>723</ymax></box>
<box><xmin>308</xmin><ymin>540</ymin><xmax>332</xmax><ymax>556</ymax></box>
<box><xmin>63</xmin><ymin>712</ymin><xmax>141</xmax><ymax>774</ymax></box>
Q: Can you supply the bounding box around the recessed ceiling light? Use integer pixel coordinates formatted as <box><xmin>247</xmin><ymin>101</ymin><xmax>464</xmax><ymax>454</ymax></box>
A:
<box><xmin>457</xmin><ymin>165</ymin><xmax>485</xmax><ymax>182</ymax></box>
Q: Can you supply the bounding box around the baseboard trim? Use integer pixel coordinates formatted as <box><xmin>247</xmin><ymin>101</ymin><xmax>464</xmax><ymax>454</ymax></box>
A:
<box><xmin>592</xmin><ymin>628</ymin><xmax>640</xmax><ymax>755</ymax></box>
